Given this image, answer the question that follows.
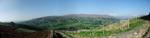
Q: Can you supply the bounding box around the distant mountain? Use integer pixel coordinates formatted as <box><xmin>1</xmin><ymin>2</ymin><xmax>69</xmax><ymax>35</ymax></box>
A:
<box><xmin>19</xmin><ymin>14</ymin><xmax>120</xmax><ymax>30</ymax></box>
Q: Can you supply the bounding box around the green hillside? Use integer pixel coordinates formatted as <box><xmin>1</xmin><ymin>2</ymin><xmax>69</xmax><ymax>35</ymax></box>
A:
<box><xmin>0</xmin><ymin>14</ymin><xmax>150</xmax><ymax>38</ymax></box>
<box><xmin>64</xmin><ymin>18</ymin><xmax>150</xmax><ymax>38</ymax></box>
<box><xmin>19</xmin><ymin>14</ymin><xmax>120</xmax><ymax>30</ymax></box>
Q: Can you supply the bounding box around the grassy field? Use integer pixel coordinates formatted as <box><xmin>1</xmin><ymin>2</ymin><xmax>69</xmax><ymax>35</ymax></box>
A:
<box><xmin>64</xmin><ymin>18</ymin><xmax>148</xmax><ymax>38</ymax></box>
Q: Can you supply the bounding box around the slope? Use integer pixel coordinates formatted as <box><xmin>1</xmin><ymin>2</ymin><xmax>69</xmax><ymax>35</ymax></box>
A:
<box><xmin>64</xmin><ymin>18</ymin><xmax>150</xmax><ymax>38</ymax></box>
<box><xmin>19</xmin><ymin>14</ymin><xmax>120</xmax><ymax>30</ymax></box>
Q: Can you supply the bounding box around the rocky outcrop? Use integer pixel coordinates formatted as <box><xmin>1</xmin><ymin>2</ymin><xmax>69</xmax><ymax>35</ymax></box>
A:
<box><xmin>140</xmin><ymin>13</ymin><xmax>150</xmax><ymax>21</ymax></box>
<box><xmin>140</xmin><ymin>13</ymin><xmax>150</xmax><ymax>38</ymax></box>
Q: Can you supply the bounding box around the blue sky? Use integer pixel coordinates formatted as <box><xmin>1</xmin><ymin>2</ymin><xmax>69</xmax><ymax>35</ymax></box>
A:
<box><xmin>0</xmin><ymin>0</ymin><xmax>150</xmax><ymax>22</ymax></box>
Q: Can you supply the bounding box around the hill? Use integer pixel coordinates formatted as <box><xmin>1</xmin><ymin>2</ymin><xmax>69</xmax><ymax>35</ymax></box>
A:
<box><xmin>0</xmin><ymin>22</ymin><xmax>43</xmax><ymax>32</ymax></box>
<box><xmin>64</xmin><ymin>18</ymin><xmax>150</xmax><ymax>38</ymax></box>
<box><xmin>0</xmin><ymin>14</ymin><xmax>150</xmax><ymax>38</ymax></box>
<box><xmin>19</xmin><ymin>14</ymin><xmax>120</xmax><ymax>30</ymax></box>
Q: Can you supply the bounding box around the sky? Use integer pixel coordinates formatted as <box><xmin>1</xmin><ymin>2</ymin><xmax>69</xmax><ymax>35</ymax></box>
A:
<box><xmin>0</xmin><ymin>0</ymin><xmax>150</xmax><ymax>22</ymax></box>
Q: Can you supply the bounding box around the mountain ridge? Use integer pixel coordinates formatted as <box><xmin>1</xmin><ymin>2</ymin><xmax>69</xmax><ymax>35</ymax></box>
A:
<box><xmin>19</xmin><ymin>14</ymin><xmax>120</xmax><ymax>30</ymax></box>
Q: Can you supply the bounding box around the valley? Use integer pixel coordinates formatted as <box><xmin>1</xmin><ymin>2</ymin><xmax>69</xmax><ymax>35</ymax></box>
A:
<box><xmin>0</xmin><ymin>14</ymin><xmax>150</xmax><ymax>38</ymax></box>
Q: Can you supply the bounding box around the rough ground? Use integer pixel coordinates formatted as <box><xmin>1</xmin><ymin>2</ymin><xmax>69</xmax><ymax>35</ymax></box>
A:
<box><xmin>64</xmin><ymin>20</ymin><xmax>150</xmax><ymax>38</ymax></box>
<box><xmin>102</xmin><ymin>21</ymin><xmax>150</xmax><ymax>38</ymax></box>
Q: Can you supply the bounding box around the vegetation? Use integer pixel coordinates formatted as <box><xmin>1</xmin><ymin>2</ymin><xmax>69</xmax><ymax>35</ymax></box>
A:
<box><xmin>0</xmin><ymin>14</ymin><xmax>150</xmax><ymax>38</ymax></box>
<box><xmin>19</xmin><ymin>14</ymin><xmax>120</xmax><ymax>30</ymax></box>
<box><xmin>65</xmin><ymin>18</ymin><xmax>148</xmax><ymax>38</ymax></box>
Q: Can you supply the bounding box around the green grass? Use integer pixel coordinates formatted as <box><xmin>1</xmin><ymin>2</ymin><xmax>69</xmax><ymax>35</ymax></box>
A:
<box><xmin>16</xmin><ymin>28</ymin><xmax>36</xmax><ymax>32</ymax></box>
<box><xmin>66</xmin><ymin>19</ymin><xmax>146</xmax><ymax>37</ymax></box>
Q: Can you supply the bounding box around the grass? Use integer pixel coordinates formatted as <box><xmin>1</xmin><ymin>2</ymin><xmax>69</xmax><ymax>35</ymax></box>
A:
<box><xmin>66</xmin><ymin>19</ymin><xmax>147</xmax><ymax>38</ymax></box>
